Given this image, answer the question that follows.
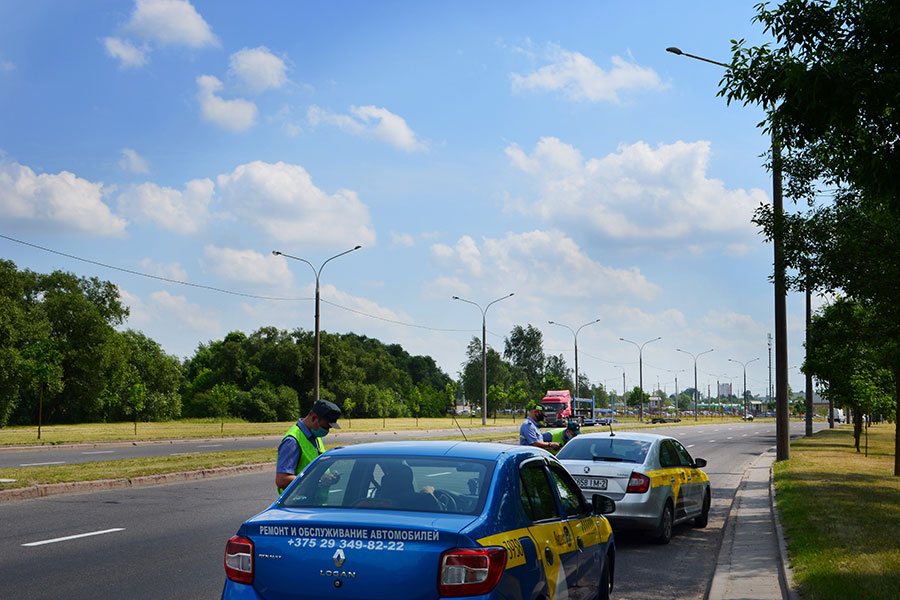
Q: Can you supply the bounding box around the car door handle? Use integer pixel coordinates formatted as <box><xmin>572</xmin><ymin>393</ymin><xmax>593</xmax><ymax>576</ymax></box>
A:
<box><xmin>576</xmin><ymin>536</ymin><xmax>584</xmax><ymax>551</ymax></box>
<box><xmin>544</xmin><ymin>547</ymin><xmax>554</xmax><ymax>565</ymax></box>
<box><xmin>670</xmin><ymin>477</ymin><xmax>676</xmax><ymax>483</ymax></box>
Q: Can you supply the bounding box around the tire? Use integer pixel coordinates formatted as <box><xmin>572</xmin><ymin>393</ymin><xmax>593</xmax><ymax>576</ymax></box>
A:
<box><xmin>694</xmin><ymin>490</ymin><xmax>710</xmax><ymax>528</ymax></box>
<box><xmin>654</xmin><ymin>502</ymin><xmax>673</xmax><ymax>544</ymax></box>
<box><xmin>598</xmin><ymin>554</ymin><xmax>611</xmax><ymax>600</ymax></box>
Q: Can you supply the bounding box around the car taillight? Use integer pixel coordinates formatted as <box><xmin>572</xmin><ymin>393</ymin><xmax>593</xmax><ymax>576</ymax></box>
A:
<box><xmin>438</xmin><ymin>546</ymin><xmax>507</xmax><ymax>597</ymax></box>
<box><xmin>224</xmin><ymin>535</ymin><xmax>254</xmax><ymax>584</ymax></box>
<box><xmin>626</xmin><ymin>472</ymin><xmax>651</xmax><ymax>494</ymax></box>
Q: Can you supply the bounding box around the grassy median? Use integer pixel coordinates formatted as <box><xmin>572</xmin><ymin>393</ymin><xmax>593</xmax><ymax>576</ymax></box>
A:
<box><xmin>774</xmin><ymin>423</ymin><xmax>900</xmax><ymax>600</ymax></box>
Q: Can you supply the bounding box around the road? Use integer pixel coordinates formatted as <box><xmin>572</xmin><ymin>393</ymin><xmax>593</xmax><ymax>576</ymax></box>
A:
<box><xmin>0</xmin><ymin>420</ymin><xmax>824</xmax><ymax>600</ymax></box>
<box><xmin>0</xmin><ymin>425</ymin><xmax>516</xmax><ymax>468</ymax></box>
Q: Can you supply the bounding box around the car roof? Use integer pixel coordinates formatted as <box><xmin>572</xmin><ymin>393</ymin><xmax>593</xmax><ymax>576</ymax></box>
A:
<box><xmin>324</xmin><ymin>440</ymin><xmax>546</xmax><ymax>461</ymax></box>
<box><xmin>571</xmin><ymin>431</ymin><xmax>670</xmax><ymax>443</ymax></box>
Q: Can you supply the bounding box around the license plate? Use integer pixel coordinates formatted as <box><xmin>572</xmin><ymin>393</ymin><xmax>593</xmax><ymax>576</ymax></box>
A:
<box><xmin>575</xmin><ymin>477</ymin><xmax>608</xmax><ymax>490</ymax></box>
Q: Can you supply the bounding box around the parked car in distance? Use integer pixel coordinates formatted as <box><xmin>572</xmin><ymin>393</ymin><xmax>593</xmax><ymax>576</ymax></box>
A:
<box><xmin>557</xmin><ymin>431</ymin><xmax>710</xmax><ymax>544</ymax></box>
<box><xmin>742</xmin><ymin>414</ymin><xmax>754</xmax><ymax>421</ymax></box>
<box><xmin>223</xmin><ymin>440</ymin><xmax>617</xmax><ymax>600</ymax></box>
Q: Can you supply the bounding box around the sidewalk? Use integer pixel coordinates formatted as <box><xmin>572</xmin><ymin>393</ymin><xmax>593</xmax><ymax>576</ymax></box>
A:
<box><xmin>707</xmin><ymin>449</ymin><xmax>797</xmax><ymax>600</ymax></box>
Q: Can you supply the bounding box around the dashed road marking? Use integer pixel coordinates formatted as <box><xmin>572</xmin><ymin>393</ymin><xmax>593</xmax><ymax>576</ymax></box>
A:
<box><xmin>22</xmin><ymin>528</ymin><xmax>125</xmax><ymax>547</ymax></box>
<box><xmin>19</xmin><ymin>461</ymin><xmax>65</xmax><ymax>467</ymax></box>
<box><xmin>82</xmin><ymin>451</ymin><xmax>115</xmax><ymax>455</ymax></box>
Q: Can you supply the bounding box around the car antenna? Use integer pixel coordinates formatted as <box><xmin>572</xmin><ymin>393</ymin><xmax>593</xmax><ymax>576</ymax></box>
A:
<box><xmin>607</xmin><ymin>422</ymin><xmax>615</xmax><ymax>437</ymax></box>
<box><xmin>450</xmin><ymin>411</ymin><xmax>468</xmax><ymax>441</ymax></box>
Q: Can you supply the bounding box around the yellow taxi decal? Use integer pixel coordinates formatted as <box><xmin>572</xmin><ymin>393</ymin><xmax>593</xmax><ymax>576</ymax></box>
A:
<box><xmin>645</xmin><ymin>467</ymin><xmax>683</xmax><ymax>504</ymax></box>
<box><xmin>477</xmin><ymin>527</ymin><xmax>531</xmax><ymax>569</ymax></box>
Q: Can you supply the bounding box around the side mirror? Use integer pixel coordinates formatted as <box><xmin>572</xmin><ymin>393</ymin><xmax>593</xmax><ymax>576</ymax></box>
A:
<box><xmin>591</xmin><ymin>494</ymin><xmax>616</xmax><ymax>515</ymax></box>
<box><xmin>693</xmin><ymin>458</ymin><xmax>707</xmax><ymax>468</ymax></box>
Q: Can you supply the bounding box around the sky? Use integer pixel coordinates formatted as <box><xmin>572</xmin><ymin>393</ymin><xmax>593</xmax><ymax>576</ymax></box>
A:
<box><xmin>0</xmin><ymin>1</ymin><xmax>821</xmax><ymax>401</ymax></box>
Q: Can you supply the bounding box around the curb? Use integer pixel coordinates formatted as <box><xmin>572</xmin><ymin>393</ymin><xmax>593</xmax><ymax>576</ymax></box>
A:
<box><xmin>771</xmin><ymin>465</ymin><xmax>799</xmax><ymax>600</ymax></box>
<box><xmin>0</xmin><ymin>462</ymin><xmax>273</xmax><ymax>503</ymax></box>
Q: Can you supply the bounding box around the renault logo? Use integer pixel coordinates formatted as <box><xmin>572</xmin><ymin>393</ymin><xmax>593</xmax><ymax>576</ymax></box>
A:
<box><xmin>333</xmin><ymin>549</ymin><xmax>346</xmax><ymax>568</ymax></box>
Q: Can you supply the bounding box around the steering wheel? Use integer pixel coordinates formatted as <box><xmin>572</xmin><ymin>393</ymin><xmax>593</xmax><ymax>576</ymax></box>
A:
<box><xmin>433</xmin><ymin>489</ymin><xmax>457</xmax><ymax>512</ymax></box>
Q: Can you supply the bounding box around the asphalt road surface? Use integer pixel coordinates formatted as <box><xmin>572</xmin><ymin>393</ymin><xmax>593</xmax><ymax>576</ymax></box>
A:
<box><xmin>0</xmin><ymin>421</ymin><xmax>824</xmax><ymax>600</ymax></box>
<box><xmin>0</xmin><ymin>425</ymin><xmax>515</xmax><ymax>468</ymax></box>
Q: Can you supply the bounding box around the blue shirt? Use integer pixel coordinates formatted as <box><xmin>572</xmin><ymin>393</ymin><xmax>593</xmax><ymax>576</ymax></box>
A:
<box><xmin>519</xmin><ymin>416</ymin><xmax>542</xmax><ymax>446</ymax></box>
<box><xmin>276</xmin><ymin>420</ymin><xmax>316</xmax><ymax>474</ymax></box>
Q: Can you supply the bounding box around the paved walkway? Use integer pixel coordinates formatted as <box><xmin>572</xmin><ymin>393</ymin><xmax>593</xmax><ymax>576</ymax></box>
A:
<box><xmin>708</xmin><ymin>449</ymin><xmax>796</xmax><ymax>600</ymax></box>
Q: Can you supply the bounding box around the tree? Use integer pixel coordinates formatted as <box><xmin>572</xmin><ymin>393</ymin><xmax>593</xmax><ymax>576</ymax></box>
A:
<box><xmin>721</xmin><ymin>0</ymin><xmax>900</xmax><ymax>473</ymax></box>
<box><xmin>544</xmin><ymin>354</ymin><xmax>573</xmax><ymax>391</ymax></box>
<box><xmin>504</xmin><ymin>325</ymin><xmax>546</xmax><ymax>400</ymax></box>
<box><xmin>460</xmin><ymin>337</ymin><xmax>509</xmax><ymax>411</ymax></box>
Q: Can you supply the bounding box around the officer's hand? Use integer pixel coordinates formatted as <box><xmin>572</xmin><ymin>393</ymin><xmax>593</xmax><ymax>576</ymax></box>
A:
<box><xmin>550</xmin><ymin>442</ymin><xmax>561</xmax><ymax>451</ymax></box>
<box><xmin>320</xmin><ymin>472</ymin><xmax>341</xmax><ymax>486</ymax></box>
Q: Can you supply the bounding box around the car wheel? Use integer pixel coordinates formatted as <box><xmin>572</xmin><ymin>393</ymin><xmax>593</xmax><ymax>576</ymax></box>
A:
<box><xmin>694</xmin><ymin>490</ymin><xmax>710</xmax><ymax>528</ymax></box>
<box><xmin>598</xmin><ymin>554</ymin><xmax>611</xmax><ymax>600</ymax></box>
<box><xmin>654</xmin><ymin>502</ymin><xmax>673</xmax><ymax>544</ymax></box>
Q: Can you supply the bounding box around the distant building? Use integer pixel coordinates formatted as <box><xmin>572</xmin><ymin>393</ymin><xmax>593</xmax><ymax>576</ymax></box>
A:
<box><xmin>718</xmin><ymin>382</ymin><xmax>732</xmax><ymax>398</ymax></box>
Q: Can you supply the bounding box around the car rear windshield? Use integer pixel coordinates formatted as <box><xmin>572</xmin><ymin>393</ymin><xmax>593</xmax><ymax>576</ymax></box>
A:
<box><xmin>280</xmin><ymin>455</ymin><xmax>495</xmax><ymax>515</ymax></box>
<box><xmin>556</xmin><ymin>437</ymin><xmax>652</xmax><ymax>463</ymax></box>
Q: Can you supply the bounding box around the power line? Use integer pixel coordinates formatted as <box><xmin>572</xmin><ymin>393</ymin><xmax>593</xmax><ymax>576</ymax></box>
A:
<box><xmin>1</xmin><ymin>233</ymin><xmax>478</xmax><ymax>335</ymax></box>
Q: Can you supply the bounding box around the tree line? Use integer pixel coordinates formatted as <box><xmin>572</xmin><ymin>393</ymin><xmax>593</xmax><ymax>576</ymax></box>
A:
<box><xmin>1</xmin><ymin>260</ymin><xmax>620</xmax><ymax>428</ymax></box>
<box><xmin>721</xmin><ymin>0</ymin><xmax>899</xmax><ymax>472</ymax></box>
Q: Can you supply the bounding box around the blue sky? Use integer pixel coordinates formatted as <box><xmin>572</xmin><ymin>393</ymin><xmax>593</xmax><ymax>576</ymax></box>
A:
<box><xmin>0</xmin><ymin>1</ymin><xmax>818</xmax><ymax>400</ymax></box>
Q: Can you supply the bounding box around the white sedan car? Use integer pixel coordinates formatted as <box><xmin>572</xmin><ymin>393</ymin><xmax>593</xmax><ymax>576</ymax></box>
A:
<box><xmin>556</xmin><ymin>431</ymin><xmax>710</xmax><ymax>544</ymax></box>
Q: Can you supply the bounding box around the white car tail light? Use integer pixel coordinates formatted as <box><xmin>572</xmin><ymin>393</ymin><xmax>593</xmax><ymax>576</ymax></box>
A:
<box><xmin>438</xmin><ymin>547</ymin><xmax>506</xmax><ymax>597</ymax></box>
<box><xmin>224</xmin><ymin>535</ymin><xmax>254</xmax><ymax>584</ymax></box>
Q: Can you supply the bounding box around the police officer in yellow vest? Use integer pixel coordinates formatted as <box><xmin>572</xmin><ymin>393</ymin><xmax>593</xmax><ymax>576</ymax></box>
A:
<box><xmin>276</xmin><ymin>399</ymin><xmax>342</xmax><ymax>494</ymax></box>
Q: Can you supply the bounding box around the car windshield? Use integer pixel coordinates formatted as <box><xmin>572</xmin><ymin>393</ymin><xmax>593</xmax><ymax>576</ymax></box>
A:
<box><xmin>543</xmin><ymin>402</ymin><xmax>566</xmax><ymax>413</ymax></box>
<box><xmin>280</xmin><ymin>454</ymin><xmax>494</xmax><ymax>515</ymax></box>
<box><xmin>556</xmin><ymin>437</ymin><xmax>652</xmax><ymax>464</ymax></box>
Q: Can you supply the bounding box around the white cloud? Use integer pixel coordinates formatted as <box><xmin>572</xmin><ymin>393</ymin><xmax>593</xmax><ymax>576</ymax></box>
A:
<box><xmin>119</xmin><ymin>148</ymin><xmax>150</xmax><ymax>173</ymax></box>
<box><xmin>431</xmin><ymin>230</ymin><xmax>661</xmax><ymax>301</ymax></box>
<box><xmin>699</xmin><ymin>309</ymin><xmax>767</xmax><ymax>337</ymax></box>
<box><xmin>423</xmin><ymin>276</ymin><xmax>470</xmax><ymax>300</ymax></box>
<box><xmin>505</xmin><ymin>137</ymin><xmax>768</xmax><ymax>251</ymax></box>
<box><xmin>125</xmin><ymin>0</ymin><xmax>217</xmax><ymax>48</ymax></box>
<box><xmin>0</xmin><ymin>161</ymin><xmax>127</xmax><ymax>236</ymax></box>
<box><xmin>229</xmin><ymin>46</ymin><xmax>288</xmax><ymax>93</ymax></box>
<box><xmin>511</xmin><ymin>45</ymin><xmax>666</xmax><ymax>103</ymax></box>
<box><xmin>0</xmin><ymin>59</ymin><xmax>14</xmax><ymax>72</ymax></box>
<box><xmin>204</xmin><ymin>246</ymin><xmax>294</xmax><ymax>285</ymax></box>
<box><xmin>391</xmin><ymin>232</ymin><xmax>415</xmax><ymax>247</ymax></box>
<box><xmin>138</xmin><ymin>258</ymin><xmax>188</xmax><ymax>281</ymax></box>
<box><xmin>117</xmin><ymin>177</ymin><xmax>213</xmax><ymax>234</ymax></box>
<box><xmin>216</xmin><ymin>160</ymin><xmax>376</xmax><ymax>247</ymax></box>
<box><xmin>307</xmin><ymin>105</ymin><xmax>426</xmax><ymax>152</ymax></box>
<box><xmin>104</xmin><ymin>37</ymin><xmax>148</xmax><ymax>68</ymax></box>
<box><xmin>148</xmin><ymin>290</ymin><xmax>220</xmax><ymax>332</ymax></box>
<box><xmin>196</xmin><ymin>75</ymin><xmax>257</xmax><ymax>132</ymax></box>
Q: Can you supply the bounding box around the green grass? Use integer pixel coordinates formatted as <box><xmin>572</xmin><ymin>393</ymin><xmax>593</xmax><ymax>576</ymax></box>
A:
<box><xmin>774</xmin><ymin>423</ymin><xmax>900</xmax><ymax>600</ymax></box>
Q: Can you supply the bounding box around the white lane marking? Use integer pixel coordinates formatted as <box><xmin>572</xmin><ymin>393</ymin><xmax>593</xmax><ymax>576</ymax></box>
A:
<box><xmin>727</xmin><ymin>436</ymin><xmax>733</xmax><ymax>440</ymax></box>
<box><xmin>197</xmin><ymin>444</ymin><xmax>222</xmax><ymax>448</ymax></box>
<box><xmin>742</xmin><ymin>434</ymin><xmax>748</xmax><ymax>437</ymax></box>
<box><xmin>82</xmin><ymin>451</ymin><xmax>115</xmax><ymax>455</ymax></box>
<box><xmin>687</xmin><ymin>444</ymin><xmax>695</xmax><ymax>448</ymax></box>
<box><xmin>20</xmin><ymin>461</ymin><xmax>65</xmax><ymax>467</ymax></box>
<box><xmin>708</xmin><ymin>440</ymin><xmax>716</xmax><ymax>443</ymax></box>
<box><xmin>22</xmin><ymin>528</ymin><xmax>125</xmax><ymax>547</ymax></box>
<box><xmin>170</xmin><ymin>452</ymin><xmax>199</xmax><ymax>456</ymax></box>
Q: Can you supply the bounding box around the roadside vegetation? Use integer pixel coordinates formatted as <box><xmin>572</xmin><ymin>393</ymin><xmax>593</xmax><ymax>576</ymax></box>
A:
<box><xmin>775</xmin><ymin>424</ymin><xmax>900</xmax><ymax>599</ymax></box>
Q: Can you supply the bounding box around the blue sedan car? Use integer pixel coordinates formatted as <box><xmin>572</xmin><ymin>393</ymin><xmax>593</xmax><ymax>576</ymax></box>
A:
<box><xmin>223</xmin><ymin>440</ymin><xmax>616</xmax><ymax>600</ymax></box>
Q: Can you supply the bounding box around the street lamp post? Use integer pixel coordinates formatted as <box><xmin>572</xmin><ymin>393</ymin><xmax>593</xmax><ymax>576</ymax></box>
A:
<box><xmin>667</xmin><ymin>45</ymin><xmax>789</xmax><ymax>459</ymax></box>
<box><xmin>614</xmin><ymin>365</ymin><xmax>626</xmax><ymax>419</ymax></box>
<box><xmin>619</xmin><ymin>337</ymin><xmax>661</xmax><ymax>422</ymax></box>
<box><xmin>549</xmin><ymin>319</ymin><xmax>601</xmax><ymax>400</ymax></box>
<box><xmin>453</xmin><ymin>293</ymin><xmax>514</xmax><ymax>425</ymax></box>
<box><xmin>729</xmin><ymin>357</ymin><xmax>760</xmax><ymax>419</ymax></box>
<box><xmin>677</xmin><ymin>348</ymin><xmax>714</xmax><ymax>421</ymax></box>
<box><xmin>666</xmin><ymin>368</ymin><xmax>685</xmax><ymax>417</ymax></box>
<box><xmin>273</xmin><ymin>246</ymin><xmax>362</xmax><ymax>404</ymax></box>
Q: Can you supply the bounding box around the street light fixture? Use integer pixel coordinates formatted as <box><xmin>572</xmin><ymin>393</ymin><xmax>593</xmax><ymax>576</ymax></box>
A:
<box><xmin>619</xmin><ymin>337</ymin><xmax>661</xmax><ymax>422</ymax></box>
<box><xmin>453</xmin><ymin>293</ymin><xmax>514</xmax><ymax>425</ymax></box>
<box><xmin>729</xmin><ymin>357</ymin><xmax>760</xmax><ymax>419</ymax></box>
<box><xmin>676</xmin><ymin>348</ymin><xmax>714</xmax><ymax>421</ymax></box>
<box><xmin>614</xmin><ymin>365</ymin><xmax>626</xmax><ymax>419</ymax></box>
<box><xmin>666</xmin><ymin>368</ymin><xmax>686</xmax><ymax>418</ymax></box>
<box><xmin>667</xmin><ymin>45</ymin><xmax>789</xmax><ymax>459</ymax></box>
<box><xmin>272</xmin><ymin>246</ymin><xmax>362</xmax><ymax>404</ymax></box>
<box><xmin>548</xmin><ymin>319</ymin><xmax>601</xmax><ymax>400</ymax></box>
